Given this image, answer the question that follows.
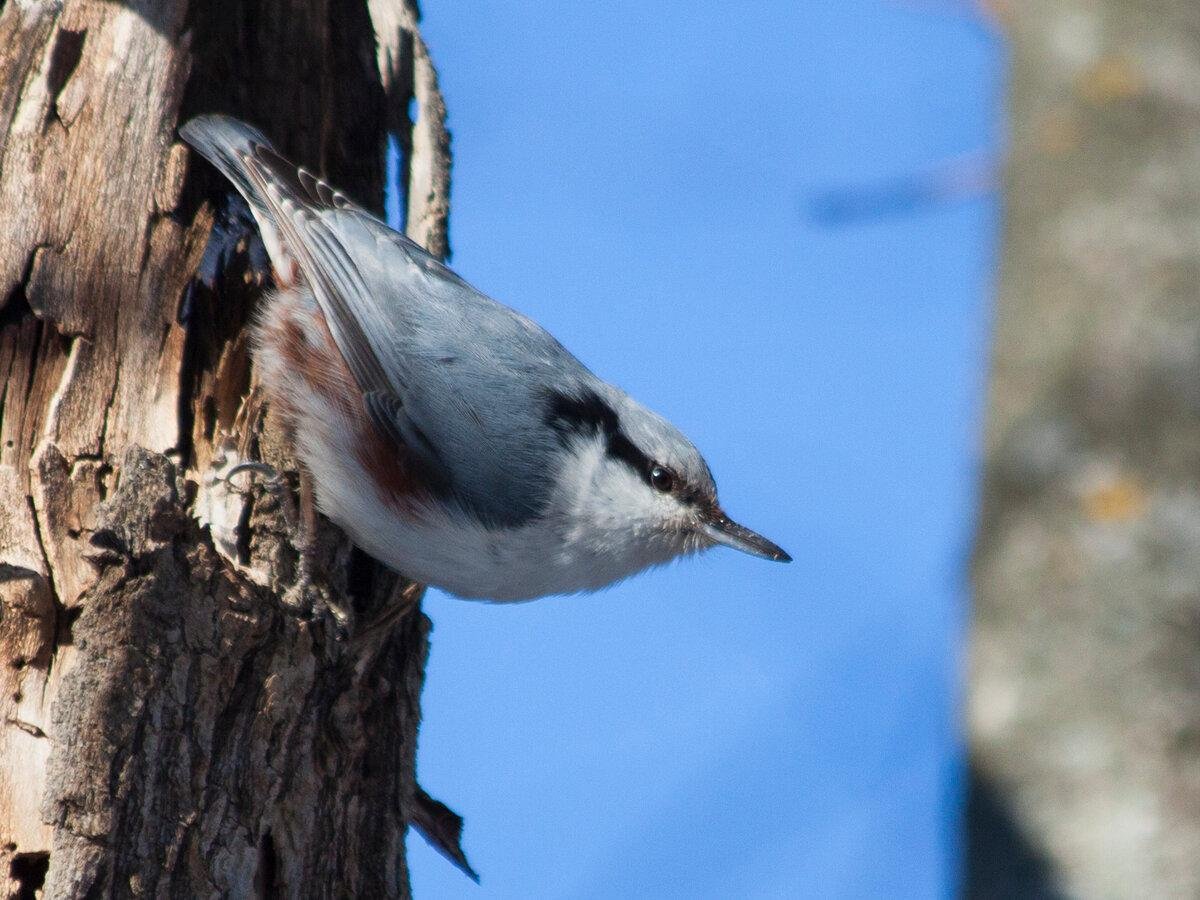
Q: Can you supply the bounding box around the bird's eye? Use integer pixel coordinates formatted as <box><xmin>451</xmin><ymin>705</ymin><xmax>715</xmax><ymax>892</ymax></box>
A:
<box><xmin>649</xmin><ymin>465</ymin><xmax>676</xmax><ymax>493</ymax></box>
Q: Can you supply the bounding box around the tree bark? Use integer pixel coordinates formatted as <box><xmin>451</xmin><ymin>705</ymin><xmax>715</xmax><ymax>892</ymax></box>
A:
<box><xmin>968</xmin><ymin>1</ymin><xmax>1200</xmax><ymax>895</ymax></box>
<box><xmin>0</xmin><ymin>1</ymin><xmax>451</xmax><ymax>896</ymax></box>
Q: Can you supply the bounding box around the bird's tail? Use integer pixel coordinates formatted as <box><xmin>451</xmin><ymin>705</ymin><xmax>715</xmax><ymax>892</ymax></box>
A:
<box><xmin>180</xmin><ymin>115</ymin><xmax>297</xmax><ymax>285</ymax></box>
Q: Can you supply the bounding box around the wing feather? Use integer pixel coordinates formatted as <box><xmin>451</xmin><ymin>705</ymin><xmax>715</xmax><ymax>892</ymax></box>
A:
<box><xmin>241</xmin><ymin>153</ymin><xmax>393</xmax><ymax>399</ymax></box>
<box><xmin>182</xmin><ymin>115</ymin><xmax>594</xmax><ymax>526</ymax></box>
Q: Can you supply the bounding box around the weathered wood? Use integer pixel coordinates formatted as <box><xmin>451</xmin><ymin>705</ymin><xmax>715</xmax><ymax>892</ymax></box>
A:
<box><xmin>0</xmin><ymin>1</ymin><xmax>452</xmax><ymax>895</ymax></box>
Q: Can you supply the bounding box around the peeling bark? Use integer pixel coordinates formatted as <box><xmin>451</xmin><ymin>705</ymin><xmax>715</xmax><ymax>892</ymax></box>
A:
<box><xmin>0</xmin><ymin>1</ymin><xmax>453</xmax><ymax>895</ymax></box>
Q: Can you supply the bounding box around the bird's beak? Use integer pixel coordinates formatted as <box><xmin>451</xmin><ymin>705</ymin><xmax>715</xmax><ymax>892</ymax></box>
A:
<box><xmin>700</xmin><ymin>509</ymin><xmax>791</xmax><ymax>563</ymax></box>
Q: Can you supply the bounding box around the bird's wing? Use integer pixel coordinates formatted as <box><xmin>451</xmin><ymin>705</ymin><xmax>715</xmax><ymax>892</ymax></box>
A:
<box><xmin>316</xmin><ymin>209</ymin><xmax>595</xmax><ymax>525</ymax></box>
<box><xmin>182</xmin><ymin>115</ymin><xmax>590</xmax><ymax>525</ymax></box>
<box><xmin>237</xmin><ymin>143</ymin><xmax>408</xmax><ymax>399</ymax></box>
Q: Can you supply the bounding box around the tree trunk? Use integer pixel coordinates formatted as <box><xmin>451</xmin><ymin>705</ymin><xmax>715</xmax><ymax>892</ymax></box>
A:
<box><xmin>968</xmin><ymin>1</ymin><xmax>1200</xmax><ymax>895</ymax></box>
<box><xmin>0</xmin><ymin>1</ymin><xmax>451</xmax><ymax>896</ymax></box>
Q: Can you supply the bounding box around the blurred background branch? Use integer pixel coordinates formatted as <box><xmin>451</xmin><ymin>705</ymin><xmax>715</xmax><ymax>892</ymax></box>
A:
<box><xmin>807</xmin><ymin>152</ymin><xmax>998</xmax><ymax>225</ymax></box>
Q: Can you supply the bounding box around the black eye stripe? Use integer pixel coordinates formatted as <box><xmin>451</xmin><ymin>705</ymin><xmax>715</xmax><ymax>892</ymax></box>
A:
<box><xmin>546</xmin><ymin>390</ymin><xmax>674</xmax><ymax>490</ymax></box>
<box><xmin>606</xmin><ymin>431</ymin><xmax>654</xmax><ymax>476</ymax></box>
<box><xmin>546</xmin><ymin>391</ymin><xmax>620</xmax><ymax>439</ymax></box>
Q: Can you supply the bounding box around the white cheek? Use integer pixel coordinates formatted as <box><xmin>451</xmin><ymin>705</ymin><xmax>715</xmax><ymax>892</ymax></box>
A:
<box><xmin>557</xmin><ymin>448</ymin><xmax>679</xmax><ymax>543</ymax></box>
<box><xmin>555</xmin><ymin>438</ymin><xmax>606</xmax><ymax>517</ymax></box>
<box><xmin>588</xmin><ymin>459</ymin><xmax>657</xmax><ymax>530</ymax></box>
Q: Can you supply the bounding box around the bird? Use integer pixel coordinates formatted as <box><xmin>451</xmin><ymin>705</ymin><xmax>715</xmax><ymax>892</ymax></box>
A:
<box><xmin>180</xmin><ymin>115</ymin><xmax>790</xmax><ymax>602</ymax></box>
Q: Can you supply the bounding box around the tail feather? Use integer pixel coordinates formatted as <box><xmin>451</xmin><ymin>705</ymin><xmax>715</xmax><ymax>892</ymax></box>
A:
<box><xmin>180</xmin><ymin>115</ymin><xmax>297</xmax><ymax>285</ymax></box>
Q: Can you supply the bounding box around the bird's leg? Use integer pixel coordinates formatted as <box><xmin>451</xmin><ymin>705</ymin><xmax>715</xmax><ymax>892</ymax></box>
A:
<box><xmin>227</xmin><ymin>461</ymin><xmax>354</xmax><ymax>639</ymax></box>
<box><xmin>281</xmin><ymin>468</ymin><xmax>355</xmax><ymax>638</ymax></box>
<box><xmin>295</xmin><ymin>467</ymin><xmax>318</xmax><ymax>589</ymax></box>
<box><xmin>226</xmin><ymin>460</ymin><xmax>298</xmax><ymax>532</ymax></box>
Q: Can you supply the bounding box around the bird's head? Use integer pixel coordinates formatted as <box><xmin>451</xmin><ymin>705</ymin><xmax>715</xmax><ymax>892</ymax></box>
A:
<box><xmin>546</xmin><ymin>388</ymin><xmax>790</xmax><ymax>582</ymax></box>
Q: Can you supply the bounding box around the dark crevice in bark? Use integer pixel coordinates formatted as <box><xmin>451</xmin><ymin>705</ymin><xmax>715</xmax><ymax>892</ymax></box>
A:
<box><xmin>0</xmin><ymin>276</ymin><xmax>35</xmax><ymax>330</ymax></box>
<box><xmin>235</xmin><ymin>485</ymin><xmax>255</xmax><ymax>566</ymax></box>
<box><xmin>9</xmin><ymin>852</ymin><xmax>49</xmax><ymax>900</ymax></box>
<box><xmin>0</xmin><ymin>296</ymin><xmax>39</xmax><ymax>445</ymax></box>
<box><xmin>24</xmin><ymin>495</ymin><xmax>58</xmax><ymax>608</ymax></box>
<box><xmin>200</xmin><ymin>395</ymin><xmax>217</xmax><ymax>440</ymax></box>
<box><xmin>11</xmin><ymin>239</ymin><xmax>43</xmax><ymax>296</ymax></box>
<box><xmin>54</xmin><ymin>605</ymin><xmax>80</xmax><ymax>649</ymax></box>
<box><xmin>255</xmin><ymin>830</ymin><xmax>278</xmax><ymax>897</ymax></box>
<box><xmin>42</xmin><ymin>27</ymin><xmax>85</xmax><ymax>131</ymax></box>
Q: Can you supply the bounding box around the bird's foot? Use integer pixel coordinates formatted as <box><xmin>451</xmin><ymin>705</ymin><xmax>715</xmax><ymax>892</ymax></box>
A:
<box><xmin>226</xmin><ymin>460</ymin><xmax>298</xmax><ymax>531</ymax></box>
<box><xmin>226</xmin><ymin>461</ymin><xmax>354</xmax><ymax>640</ymax></box>
<box><xmin>281</xmin><ymin>555</ymin><xmax>355</xmax><ymax>642</ymax></box>
<box><xmin>226</xmin><ymin>460</ymin><xmax>286</xmax><ymax>492</ymax></box>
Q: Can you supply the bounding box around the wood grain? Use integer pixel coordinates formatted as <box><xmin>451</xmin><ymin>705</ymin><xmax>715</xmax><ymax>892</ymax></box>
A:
<box><xmin>0</xmin><ymin>1</ymin><xmax>453</xmax><ymax>895</ymax></box>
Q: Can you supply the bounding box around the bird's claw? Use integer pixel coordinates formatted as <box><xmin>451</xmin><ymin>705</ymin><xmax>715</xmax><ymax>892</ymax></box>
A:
<box><xmin>224</xmin><ymin>461</ymin><xmax>352</xmax><ymax>639</ymax></box>
<box><xmin>282</xmin><ymin>576</ymin><xmax>355</xmax><ymax>642</ymax></box>
<box><xmin>226</xmin><ymin>460</ymin><xmax>286</xmax><ymax>492</ymax></box>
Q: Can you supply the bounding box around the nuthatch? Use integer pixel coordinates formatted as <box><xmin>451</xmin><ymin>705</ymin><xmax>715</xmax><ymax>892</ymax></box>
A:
<box><xmin>181</xmin><ymin>115</ymin><xmax>789</xmax><ymax>602</ymax></box>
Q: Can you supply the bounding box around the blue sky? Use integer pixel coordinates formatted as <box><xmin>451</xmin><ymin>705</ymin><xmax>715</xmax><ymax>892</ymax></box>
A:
<box><xmin>402</xmin><ymin>3</ymin><xmax>1001</xmax><ymax>897</ymax></box>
